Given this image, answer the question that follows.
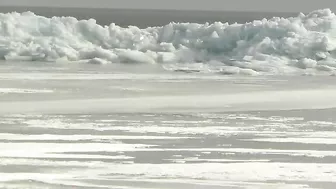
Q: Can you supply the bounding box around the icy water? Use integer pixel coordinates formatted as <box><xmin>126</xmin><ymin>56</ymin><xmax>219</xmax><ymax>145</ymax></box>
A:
<box><xmin>0</xmin><ymin>7</ymin><xmax>336</xmax><ymax>189</ymax></box>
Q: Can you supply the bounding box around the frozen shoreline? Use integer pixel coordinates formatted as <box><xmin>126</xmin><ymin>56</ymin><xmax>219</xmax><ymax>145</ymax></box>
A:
<box><xmin>1</xmin><ymin>9</ymin><xmax>336</xmax><ymax>75</ymax></box>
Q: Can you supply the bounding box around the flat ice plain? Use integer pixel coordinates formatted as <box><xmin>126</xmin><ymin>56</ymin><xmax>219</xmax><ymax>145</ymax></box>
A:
<box><xmin>1</xmin><ymin>62</ymin><xmax>336</xmax><ymax>189</ymax></box>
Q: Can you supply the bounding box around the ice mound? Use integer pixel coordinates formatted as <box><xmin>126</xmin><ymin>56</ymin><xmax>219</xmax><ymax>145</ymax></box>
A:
<box><xmin>1</xmin><ymin>9</ymin><xmax>336</xmax><ymax>75</ymax></box>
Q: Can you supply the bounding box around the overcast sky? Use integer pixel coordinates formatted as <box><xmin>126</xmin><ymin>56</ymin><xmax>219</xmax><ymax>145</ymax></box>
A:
<box><xmin>0</xmin><ymin>0</ymin><xmax>335</xmax><ymax>12</ymax></box>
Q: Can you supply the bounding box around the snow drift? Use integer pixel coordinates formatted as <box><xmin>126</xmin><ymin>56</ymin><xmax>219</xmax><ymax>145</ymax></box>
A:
<box><xmin>1</xmin><ymin>9</ymin><xmax>336</xmax><ymax>75</ymax></box>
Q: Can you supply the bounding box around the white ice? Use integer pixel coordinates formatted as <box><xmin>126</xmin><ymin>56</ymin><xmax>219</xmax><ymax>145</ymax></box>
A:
<box><xmin>1</xmin><ymin>9</ymin><xmax>336</xmax><ymax>75</ymax></box>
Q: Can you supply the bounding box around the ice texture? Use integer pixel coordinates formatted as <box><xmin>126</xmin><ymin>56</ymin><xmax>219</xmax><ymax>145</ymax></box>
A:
<box><xmin>1</xmin><ymin>9</ymin><xmax>336</xmax><ymax>75</ymax></box>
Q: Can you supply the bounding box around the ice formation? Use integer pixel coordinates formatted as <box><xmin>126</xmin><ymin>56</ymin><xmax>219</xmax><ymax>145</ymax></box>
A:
<box><xmin>1</xmin><ymin>9</ymin><xmax>336</xmax><ymax>75</ymax></box>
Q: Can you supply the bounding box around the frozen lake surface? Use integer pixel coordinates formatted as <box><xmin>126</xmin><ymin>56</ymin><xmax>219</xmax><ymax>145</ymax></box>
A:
<box><xmin>0</xmin><ymin>62</ymin><xmax>336</xmax><ymax>189</ymax></box>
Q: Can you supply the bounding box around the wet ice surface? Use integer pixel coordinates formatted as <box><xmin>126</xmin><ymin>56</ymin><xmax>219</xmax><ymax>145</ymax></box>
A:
<box><xmin>1</xmin><ymin>62</ymin><xmax>336</xmax><ymax>189</ymax></box>
<box><xmin>1</xmin><ymin>112</ymin><xmax>336</xmax><ymax>189</ymax></box>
